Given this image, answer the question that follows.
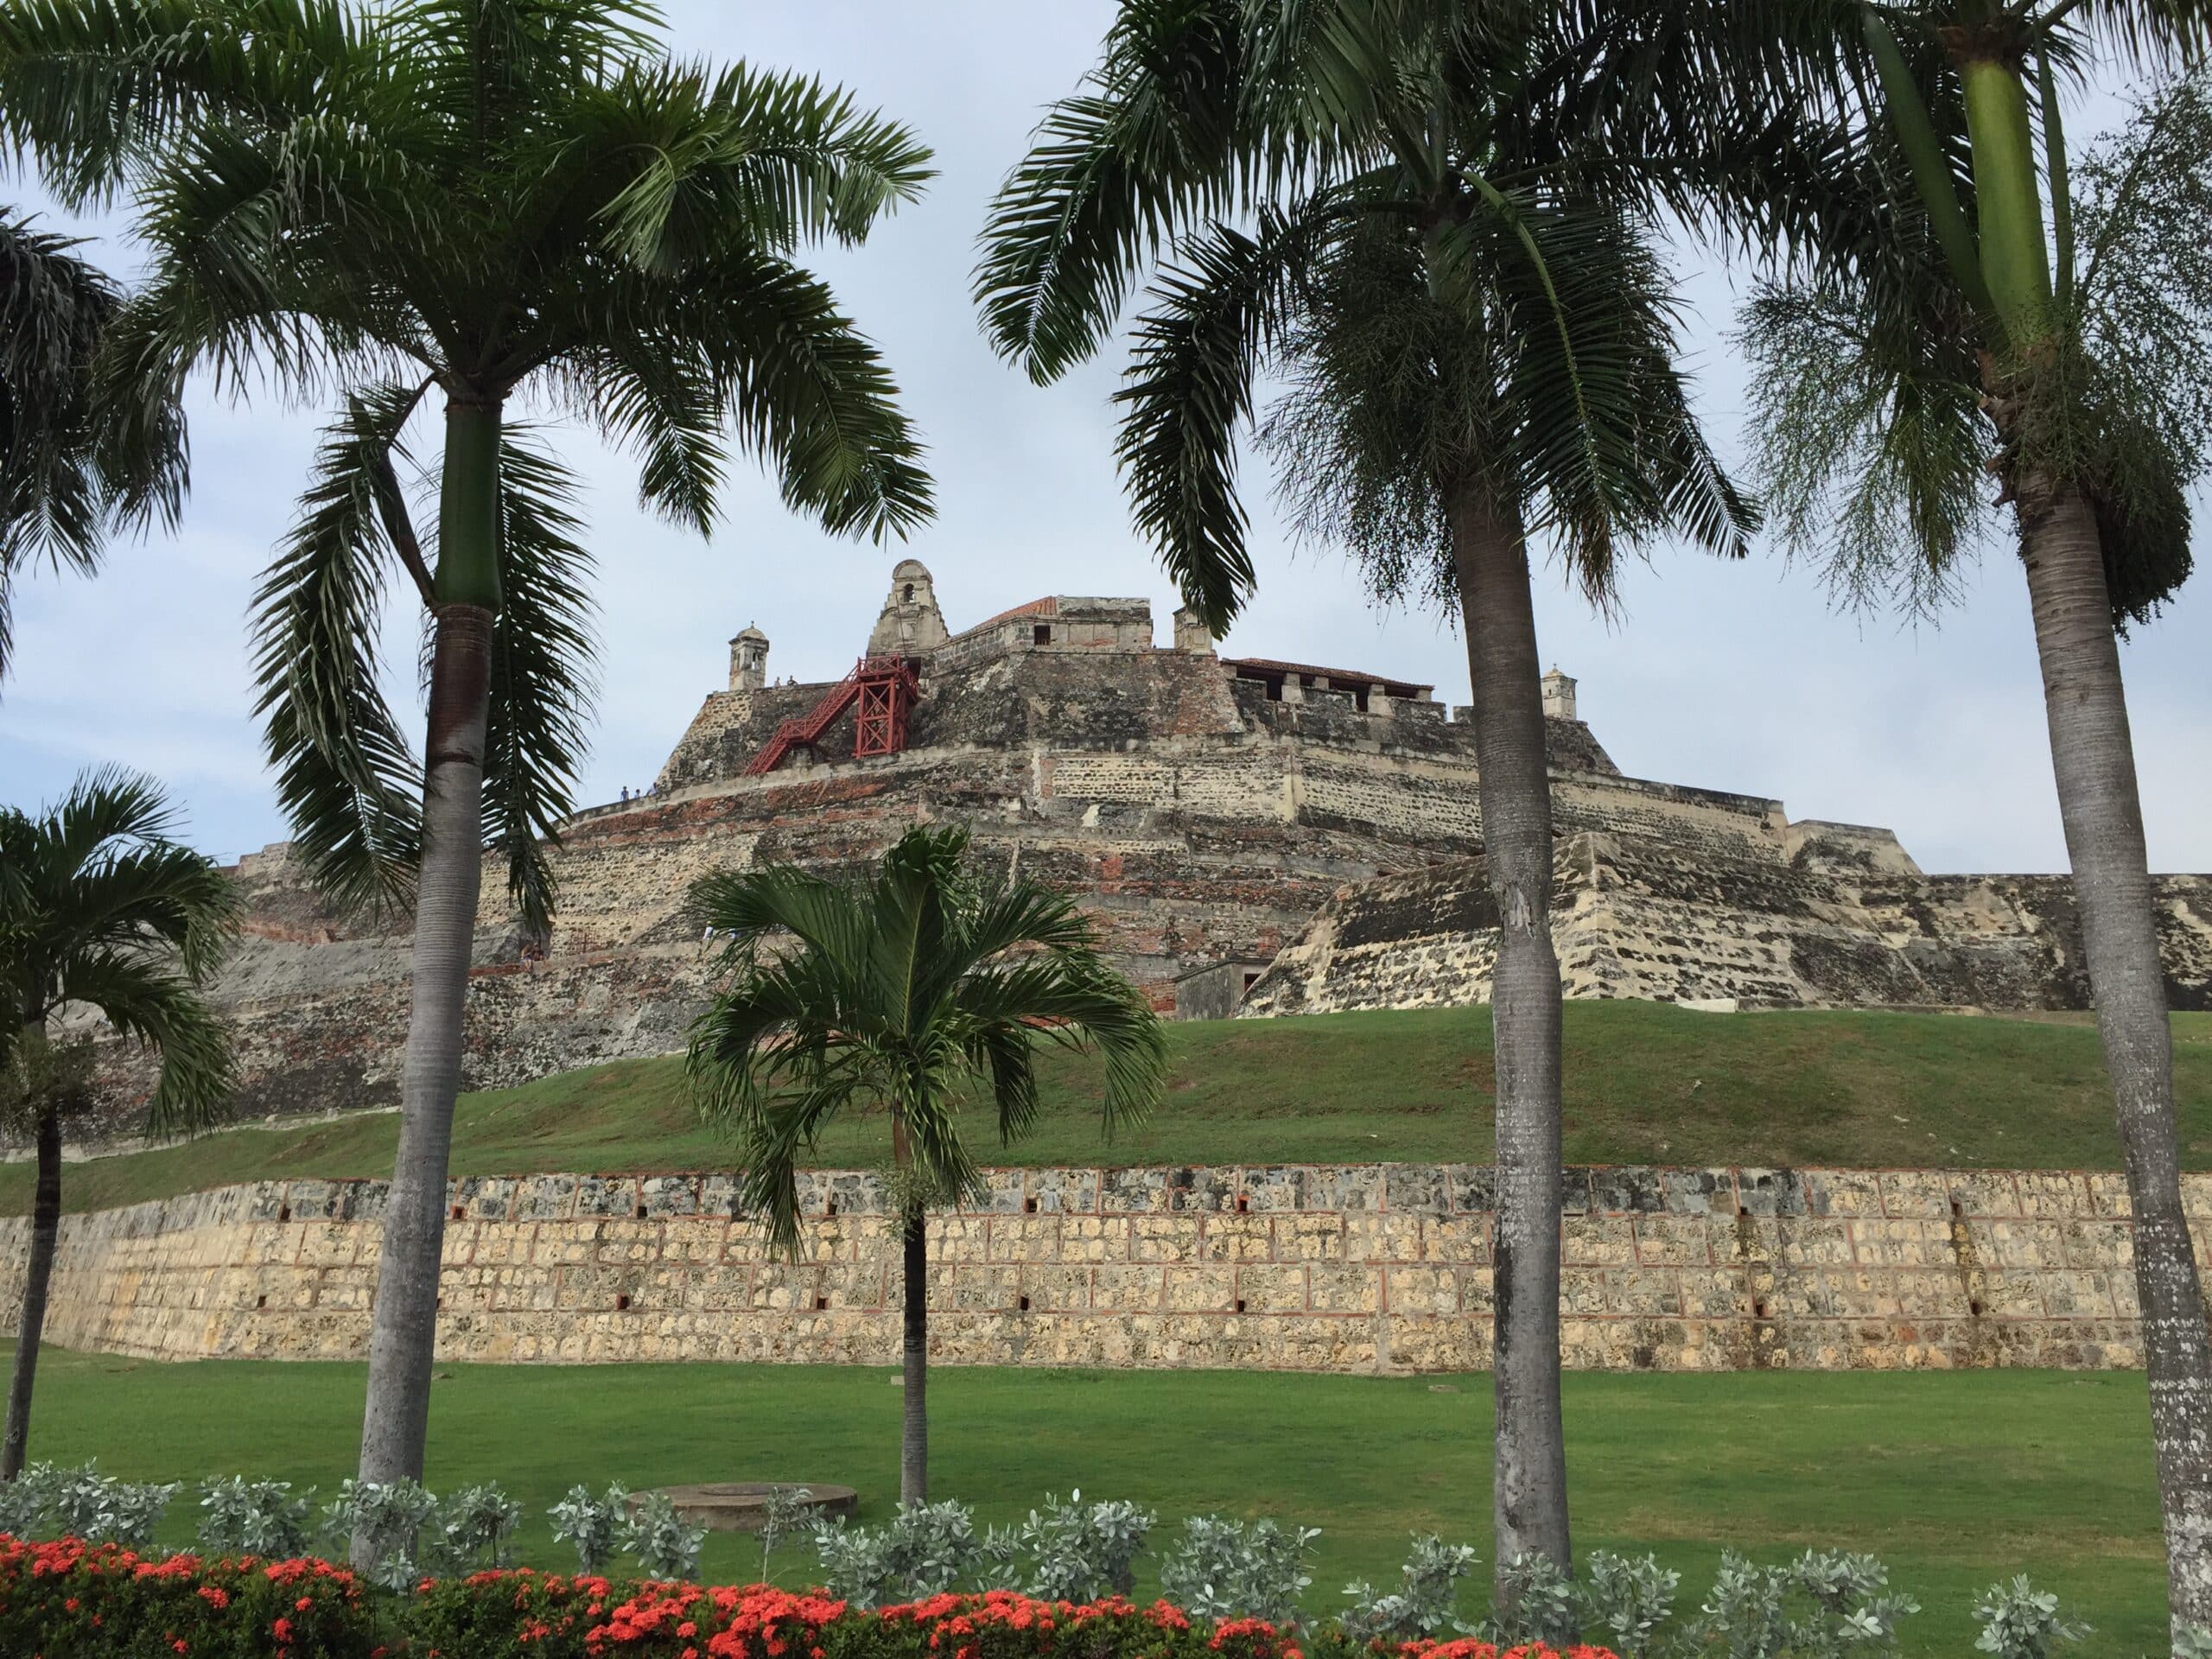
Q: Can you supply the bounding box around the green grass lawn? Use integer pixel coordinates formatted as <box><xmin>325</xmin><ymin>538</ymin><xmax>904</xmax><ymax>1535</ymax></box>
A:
<box><xmin>10</xmin><ymin>1002</ymin><xmax>2211</xmax><ymax>1217</ymax></box>
<box><xmin>9</xmin><ymin>1345</ymin><xmax>2167</xmax><ymax>1655</ymax></box>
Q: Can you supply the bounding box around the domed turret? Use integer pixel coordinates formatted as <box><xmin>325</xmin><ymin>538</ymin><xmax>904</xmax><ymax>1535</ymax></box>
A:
<box><xmin>729</xmin><ymin>624</ymin><xmax>769</xmax><ymax>690</ymax></box>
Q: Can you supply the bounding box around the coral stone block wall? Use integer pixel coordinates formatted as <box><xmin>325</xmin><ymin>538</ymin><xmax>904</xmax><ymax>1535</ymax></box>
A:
<box><xmin>0</xmin><ymin>1163</ymin><xmax>2183</xmax><ymax>1373</ymax></box>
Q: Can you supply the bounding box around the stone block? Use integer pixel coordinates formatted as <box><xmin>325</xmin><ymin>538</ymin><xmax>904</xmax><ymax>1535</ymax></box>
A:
<box><xmin>1307</xmin><ymin>1265</ymin><xmax>1379</xmax><ymax>1313</ymax></box>
<box><xmin>1130</xmin><ymin>1216</ymin><xmax>1203</xmax><ymax>1263</ymax></box>
<box><xmin>1562</xmin><ymin>1217</ymin><xmax>1636</xmax><ymax>1267</ymax></box>
<box><xmin>1160</xmin><ymin>1268</ymin><xmax>1230</xmax><ymax>1313</ymax></box>
<box><xmin>1342</xmin><ymin>1213</ymin><xmax>1424</xmax><ymax>1262</ymax></box>
<box><xmin>1199</xmin><ymin>1215</ymin><xmax>1274</xmax><ymax>1263</ymax></box>
<box><xmin>1239</xmin><ymin>1166</ymin><xmax>1302</xmax><ymax>1212</ymax></box>
<box><xmin>1735</xmin><ymin>1168</ymin><xmax>1811</xmax><ymax>1217</ymax></box>
<box><xmin>1095</xmin><ymin>1265</ymin><xmax>1165</xmax><ymax>1312</ymax></box>
<box><xmin>1632</xmin><ymin>1217</ymin><xmax>1712</xmax><ymax>1268</ymax></box>
<box><xmin>1235</xmin><ymin>1264</ymin><xmax>1308</xmax><ymax>1314</ymax></box>
<box><xmin>1276</xmin><ymin>1214</ymin><xmax>1347</xmax><ymax>1262</ymax></box>
<box><xmin>1384</xmin><ymin>1166</ymin><xmax>1450</xmax><ymax>1215</ymax></box>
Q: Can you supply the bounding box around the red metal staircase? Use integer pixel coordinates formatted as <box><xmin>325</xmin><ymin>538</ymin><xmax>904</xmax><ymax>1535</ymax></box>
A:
<box><xmin>742</xmin><ymin>656</ymin><xmax>921</xmax><ymax>776</ymax></box>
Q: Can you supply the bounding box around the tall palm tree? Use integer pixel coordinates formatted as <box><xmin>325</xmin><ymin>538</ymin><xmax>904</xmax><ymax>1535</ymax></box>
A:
<box><xmin>976</xmin><ymin>2</ymin><xmax>1761</xmax><ymax>1589</ymax></box>
<box><xmin>0</xmin><ymin>212</ymin><xmax>187</xmax><ymax>684</ymax></box>
<box><xmin>686</xmin><ymin>823</ymin><xmax>1166</xmax><ymax>1504</ymax></box>
<box><xmin>1738</xmin><ymin>35</ymin><xmax>2212</xmax><ymax>1624</ymax></box>
<box><xmin>0</xmin><ymin>768</ymin><xmax>236</xmax><ymax>1479</ymax></box>
<box><xmin>0</xmin><ymin>0</ymin><xmax>936</xmax><ymax>1515</ymax></box>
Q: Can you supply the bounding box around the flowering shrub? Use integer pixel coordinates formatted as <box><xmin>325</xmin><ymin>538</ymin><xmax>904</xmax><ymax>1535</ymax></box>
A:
<box><xmin>844</xmin><ymin>1590</ymin><xmax>1263</xmax><ymax>1659</ymax></box>
<box><xmin>0</xmin><ymin>1533</ymin><xmax>375</xmax><ymax>1657</ymax></box>
<box><xmin>410</xmin><ymin>1572</ymin><xmax>846</xmax><ymax>1659</ymax></box>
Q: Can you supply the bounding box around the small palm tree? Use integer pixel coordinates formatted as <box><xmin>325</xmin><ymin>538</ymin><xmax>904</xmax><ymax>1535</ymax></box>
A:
<box><xmin>976</xmin><ymin>1</ymin><xmax>1767</xmax><ymax>1587</ymax></box>
<box><xmin>1737</xmin><ymin>30</ymin><xmax>2212</xmax><ymax>1624</ymax></box>
<box><xmin>0</xmin><ymin>212</ymin><xmax>187</xmax><ymax>683</ymax></box>
<box><xmin>686</xmin><ymin>824</ymin><xmax>1166</xmax><ymax>1504</ymax></box>
<box><xmin>0</xmin><ymin>0</ymin><xmax>935</xmax><ymax>1508</ymax></box>
<box><xmin>0</xmin><ymin>768</ymin><xmax>236</xmax><ymax>1479</ymax></box>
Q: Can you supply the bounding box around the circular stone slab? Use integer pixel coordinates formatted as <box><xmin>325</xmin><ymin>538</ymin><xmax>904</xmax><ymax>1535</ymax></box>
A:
<box><xmin>627</xmin><ymin>1482</ymin><xmax>858</xmax><ymax>1534</ymax></box>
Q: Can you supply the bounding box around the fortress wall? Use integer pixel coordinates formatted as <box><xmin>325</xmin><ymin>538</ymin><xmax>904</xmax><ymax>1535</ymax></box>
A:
<box><xmin>0</xmin><ymin>1163</ymin><xmax>2172</xmax><ymax>1374</ymax></box>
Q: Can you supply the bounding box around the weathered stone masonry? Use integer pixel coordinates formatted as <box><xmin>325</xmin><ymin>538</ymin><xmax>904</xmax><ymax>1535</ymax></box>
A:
<box><xmin>75</xmin><ymin>563</ymin><xmax>2207</xmax><ymax>1137</ymax></box>
<box><xmin>3</xmin><ymin>1162</ymin><xmax>2192</xmax><ymax>1374</ymax></box>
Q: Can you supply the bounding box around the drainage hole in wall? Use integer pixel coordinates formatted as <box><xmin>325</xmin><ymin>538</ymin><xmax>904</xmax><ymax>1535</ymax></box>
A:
<box><xmin>634</xmin><ymin>1204</ymin><xmax>649</xmax><ymax>1219</ymax></box>
<box><xmin>1234</xmin><ymin>1299</ymin><xmax>1247</xmax><ymax>1313</ymax></box>
<box><xmin>615</xmin><ymin>1294</ymin><xmax>632</xmax><ymax>1311</ymax></box>
<box><xmin>1236</xmin><ymin>1195</ymin><xmax>1249</xmax><ymax>1213</ymax></box>
<box><xmin>825</xmin><ymin>1200</ymin><xmax>837</xmax><ymax>1217</ymax></box>
<box><xmin>1018</xmin><ymin>1295</ymin><xmax>1032</xmax><ymax>1312</ymax></box>
<box><xmin>814</xmin><ymin>1295</ymin><xmax>829</xmax><ymax>1311</ymax></box>
<box><xmin>1969</xmin><ymin>1298</ymin><xmax>1985</xmax><ymax>1316</ymax></box>
<box><xmin>276</xmin><ymin>1205</ymin><xmax>290</xmax><ymax>1223</ymax></box>
<box><xmin>451</xmin><ymin>1205</ymin><xmax>465</xmax><ymax>1221</ymax></box>
<box><xmin>1024</xmin><ymin>1197</ymin><xmax>1039</xmax><ymax>1214</ymax></box>
<box><xmin>256</xmin><ymin>1295</ymin><xmax>267</xmax><ymax>1310</ymax></box>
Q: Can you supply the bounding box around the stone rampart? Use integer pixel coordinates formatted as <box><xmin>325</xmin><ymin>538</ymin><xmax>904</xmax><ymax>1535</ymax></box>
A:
<box><xmin>0</xmin><ymin>1163</ymin><xmax>2181</xmax><ymax>1374</ymax></box>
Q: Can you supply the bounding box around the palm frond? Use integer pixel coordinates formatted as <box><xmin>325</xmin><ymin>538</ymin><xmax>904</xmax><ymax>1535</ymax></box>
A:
<box><xmin>249</xmin><ymin>383</ymin><xmax>429</xmax><ymax>916</ymax></box>
<box><xmin>974</xmin><ymin>0</ymin><xmax>1250</xmax><ymax>383</ymax></box>
<box><xmin>1113</xmin><ymin>205</ymin><xmax>1324</xmax><ymax>632</ymax></box>
<box><xmin>0</xmin><ymin>213</ymin><xmax>188</xmax><ymax>683</ymax></box>
<box><xmin>483</xmin><ymin>429</ymin><xmax>597</xmax><ymax>939</ymax></box>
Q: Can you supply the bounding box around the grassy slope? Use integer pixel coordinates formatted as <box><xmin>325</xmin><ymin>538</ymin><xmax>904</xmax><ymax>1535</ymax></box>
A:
<box><xmin>13</xmin><ymin>1346</ymin><xmax>2168</xmax><ymax>1655</ymax></box>
<box><xmin>10</xmin><ymin>1002</ymin><xmax>2211</xmax><ymax>1217</ymax></box>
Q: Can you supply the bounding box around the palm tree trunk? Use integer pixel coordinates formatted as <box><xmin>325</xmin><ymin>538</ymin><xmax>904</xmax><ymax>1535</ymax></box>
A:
<box><xmin>2018</xmin><ymin>478</ymin><xmax>2212</xmax><ymax>1629</ymax></box>
<box><xmin>2</xmin><ymin>1101</ymin><xmax>61</xmax><ymax>1482</ymax></box>
<box><xmin>356</xmin><ymin>395</ymin><xmax>503</xmax><ymax>1528</ymax></box>
<box><xmin>900</xmin><ymin>1208</ymin><xmax>928</xmax><ymax>1506</ymax></box>
<box><xmin>1448</xmin><ymin>486</ymin><xmax>1570</xmax><ymax>1589</ymax></box>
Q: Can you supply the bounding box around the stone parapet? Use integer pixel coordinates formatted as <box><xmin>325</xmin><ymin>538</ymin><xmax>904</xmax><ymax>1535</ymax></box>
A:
<box><xmin>0</xmin><ymin>1163</ymin><xmax>2186</xmax><ymax>1374</ymax></box>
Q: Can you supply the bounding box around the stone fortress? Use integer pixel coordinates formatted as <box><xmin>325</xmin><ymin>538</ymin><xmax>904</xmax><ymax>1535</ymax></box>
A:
<box><xmin>168</xmin><ymin>557</ymin><xmax>2209</xmax><ymax>1128</ymax></box>
<box><xmin>23</xmin><ymin>558</ymin><xmax>2212</xmax><ymax>1378</ymax></box>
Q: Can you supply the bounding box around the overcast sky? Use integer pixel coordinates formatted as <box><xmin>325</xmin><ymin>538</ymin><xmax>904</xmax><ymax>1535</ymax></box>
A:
<box><xmin>1</xmin><ymin>2</ymin><xmax>2205</xmax><ymax>877</ymax></box>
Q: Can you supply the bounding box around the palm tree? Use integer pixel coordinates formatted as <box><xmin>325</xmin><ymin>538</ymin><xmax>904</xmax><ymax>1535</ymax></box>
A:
<box><xmin>0</xmin><ymin>212</ymin><xmax>187</xmax><ymax>684</ymax></box>
<box><xmin>976</xmin><ymin>3</ymin><xmax>1761</xmax><ymax>1589</ymax></box>
<box><xmin>0</xmin><ymin>0</ymin><xmax>935</xmax><ymax>1513</ymax></box>
<box><xmin>0</xmin><ymin>768</ymin><xmax>236</xmax><ymax>1479</ymax></box>
<box><xmin>1737</xmin><ymin>36</ymin><xmax>2212</xmax><ymax>1624</ymax></box>
<box><xmin>686</xmin><ymin>823</ymin><xmax>1166</xmax><ymax>1504</ymax></box>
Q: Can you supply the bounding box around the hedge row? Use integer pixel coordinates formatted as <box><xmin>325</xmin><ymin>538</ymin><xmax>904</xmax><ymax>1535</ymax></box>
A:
<box><xmin>0</xmin><ymin>1537</ymin><xmax>1617</xmax><ymax>1659</ymax></box>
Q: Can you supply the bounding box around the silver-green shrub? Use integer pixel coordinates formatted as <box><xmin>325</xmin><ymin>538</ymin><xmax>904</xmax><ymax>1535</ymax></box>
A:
<box><xmin>625</xmin><ymin>1490</ymin><xmax>707</xmax><ymax>1581</ymax></box>
<box><xmin>760</xmin><ymin>1484</ymin><xmax>814</xmax><ymax>1580</ymax></box>
<box><xmin>1157</xmin><ymin>1516</ymin><xmax>1320</xmax><ymax>1626</ymax></box>
<box><xmin>48</xmin><ymin>1462</ymin><xmax>178</xmax><ymax>1548</ymax></box>
<box><xmin>324</xmin><ymin>1478</ymin><xmax>440</xmax><ymax>1593</ymax></box>
<box><xmin>1339</xmin><ymin>1534</ymin><xmax>1478</xmax><ymax>1643</ymax></box>
<box><xmin>812</xmin><ymin>1500</ymin><xmax>982</xmax><ymax>1608</ymax></box>
<box><xmin>1577</xmin><ymin>1551</ymin><xmax>1680</xmax><ymax>1658</ymax></box>
<box><xmin>0</xmin><ymin>1462</ymin><xmax>60</xmax><ymax>1537</ymax></box>
<box><xmin>1691</xmin><ymin>1550</ymin><xmax>1916</xmax><ymax>1658</ymax></box>
<box><xmin>435</xmin><ymin>1482</ymin><xmax>523</xmax><ymax>1572</ymax></box>
<box><xmin>197</xmin><ymin>1476</ymin><xmax>315</xmax><ymax>1557</ymax></box>
<box><xmin>987</xmin><ymin>1491</ymin><xmax>1156</xmax><ymax>1603</ymax></box>
<box><xmin>1490</xmin><ymin>1553</ymin><xmax>1580</xmax><ymax>1649</ymax></box>
<box><xmin>1974</xmin><ymin>1576</ymin><xmax>2087</xmax><ymax>1658</ymax></box>
<box><xmin>550</xmin><ymin>1484</ymin><xmax>629</xmax><ymax>1575</ymax></box>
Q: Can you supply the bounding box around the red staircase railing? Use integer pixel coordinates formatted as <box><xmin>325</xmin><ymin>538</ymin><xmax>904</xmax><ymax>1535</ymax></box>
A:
<box><xmin>742</xmin><ymin>656</ymin><xmax>920</xmax><ymax>776</ymax></box>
